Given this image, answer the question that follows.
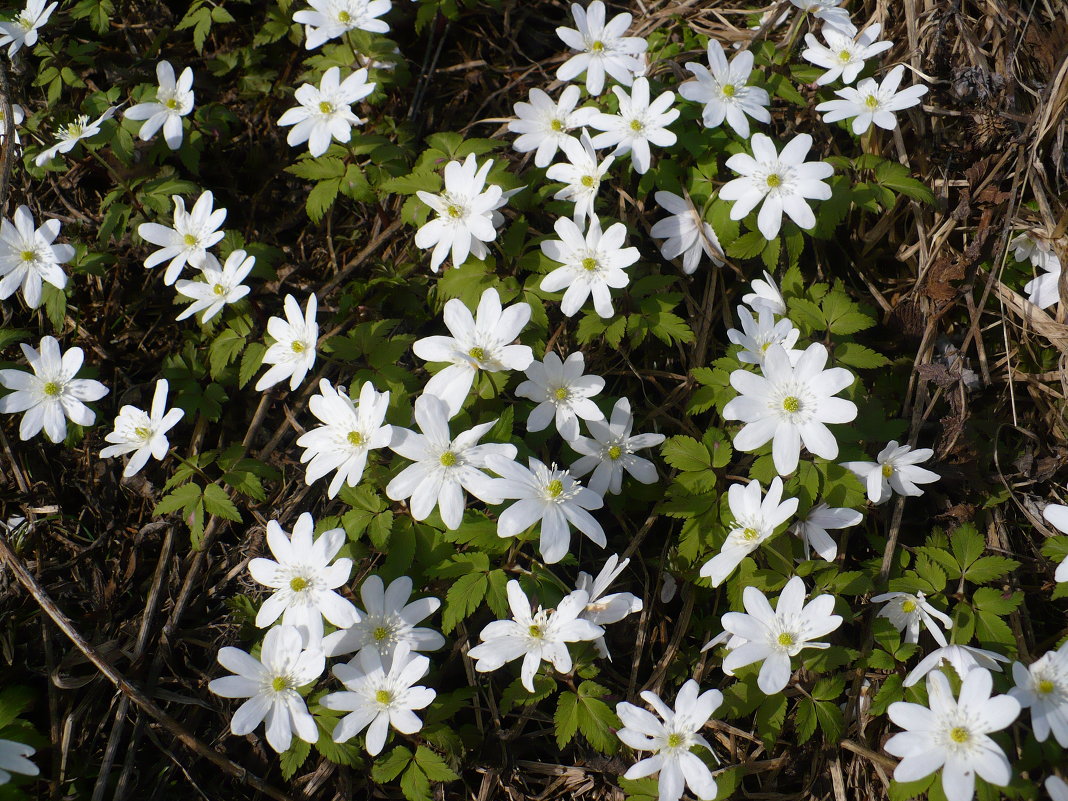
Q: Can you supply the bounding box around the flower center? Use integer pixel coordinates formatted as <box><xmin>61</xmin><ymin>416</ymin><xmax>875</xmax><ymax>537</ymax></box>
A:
<box><xmin>581</xmin><ymin>257</ymin><xmax>598</xmax><ymax>272</ymax></box>
<box><xmin>183</xmin><ymin>233</ymin><xmax>198</xmax><ymax>247</ymax></box>
<box><xmin>337</xmin><ymin>9</ymin><xmax>351</xmax><ymax>22</ymax></box>
<box><xmin>291</xmin><ymin>340</ymin><xmax>306</xmax><ymax>353</ymax></box>
<box><xmin>375</xmin><ymin>689</ymin><xmax>392</xmax><ymax>704</ymax></box>
<box><xmin>165</xmin><ymin>97</ymin><xmax>179</xmax><ymax>110</ymax></box>
<box><xmin>742</xmin><ymin>527</ymin><xmax>760</xmax><ymax>541</ymax></box>
<box><xmin>271</xmin><ymin>676</ymin><xmax>289</xmax><ymax>692</ymax></box>
<box><xmin>777</xmin><ymin>632</ymin><xmax>795</xmax><ymax>647</ymax></box>
<box><xmin>553</xmin><ymin>387</ymin><xmax>569</xmax><ymax>401</ymax></box>
<box><xmin>528</xmin><ymin>624</ymin><xmax>543</xmax><ymax>638</ymax></box>
<box><xmin>319</xmin><ymin>101</ymin><xmax>334</xmax><ymax>115</ymax></box>
<box><xmin>18</xmin><ymin>13</ymin><xmax>33</xmax><ymax>29</ymax></box>
<box><xmin>721</xmin><ymin>83</ymin><xmax>737</xmax><ymax>98</ymax></box>
<box><xmin>666</xmin><ymin>732</ymin><xmax>684</xmax><ymax>748</ymax></box>
<box><xmin>607</xmin><ymin>445</ymin><xmax>622</xmax><ymax>460</ymax></box>
<box><xmin>766</xmin><ymin>173</ymin><xmax>783</xmax><ymax>189</ymax></box>
<box><xmin>347</xmin><ymin>430</ymin><xmax>364</xmax><ymax>446</ymax></box>
<box><xmin>949</xmin><ymin>726</ymin><xmax>970</xmax><ymax>744</ymax></box>
<box><xmin>1038</xmin><ymin>679</ymin><xmax>1056</xmax><ymax>695</ymax></box>
<box><xmin>550</xmin><ymin>118</ymin><xmax>564</xmax><ymax>132</ymax></box>
<box><xmin>290</xmin><ymin>576</ymin><xmax>308</xmax><ymax>592</ymax></box>
<box><xmin>881</xmin><ymin>463</ymin><xmax>894</xmax><ymax>478</ymax></box>
<box><xmin>900</xmin><ymin>600</ymin><xmax>917</xmax><ymax>613</ymax></box>
<box><xmin>66</xmin><ymin>123</ymin><xmax>83</xmax><ymax>138</ymax></box>
<box><xmin>864</xmin><ymin>94</ymin><xmax>879</xmax><ymax>109</ymax></box>
<box><xmin>591</xmin><ymin>40</ymin><xmax>605</xmax><ymax>52</ymax></box>
<box><xmin>20</xmin><ymin>249</ymin><xmax>36</xmax><ymax>262</ymax></box>
<box><xmin>781</xmin><ymin>395</ymin><xmax>800</xmax><ymax>413</ymax></box>
<box><xmin>446</xmin><ymin>204</ymin><xmax>464</xmax><ymax>218</ymax></box>
<box><xmin>629</xmin><ymin>118</ymin><xmax>644</xmax><ymax>133</ymax></box>
<box><xmin>580</xmin><ymin>174</ymin><xmax>595</xmax><ymax>187</ymax></box>
<box><xmin>440</xmin><ymin>451</ymin><xmax>457</xmax><ymax>467</ymax></box>
<box><xmin>42</xmin><ymin>381</ymin><xmax>61</xmax><ymax>397</ymax></box>
<box><xmin>547</xmin><ymin>479</ymin><xmax>564</xmax><ymax>498</ymax></box>
<box><xmin>372</xmin><ymin>625</ymin><xmax>390</xmax><ymax>641</ymax></box>
<box><xmin>468</xmin><ymin>346</ymin><xmax>485</xmax><ymax>362</ymax></box>
<box><xmin>134</xmin><ymin>426</ymin><xmax>151</xmax><ymax>440</ymax></box>
<box><xmin>838</xmin><ymin>49</ymin><xmax>852</xmax><ymax>62</ymax></box>
<box><xmin>213</xmin><ymin>283</ymin><xmax>226</xmax><ymax>295</ymax></box>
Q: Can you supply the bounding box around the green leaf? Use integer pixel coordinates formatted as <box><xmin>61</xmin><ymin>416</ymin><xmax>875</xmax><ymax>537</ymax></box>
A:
<box><xmin>572</xmin><ymin>681</ymin><xmax>619</xmax><ymax>753</ymax></box>
<box><xmin>208</xmin><ymin>329</ymin><xmax>245</xmax><ymax>379</ymax></box>
<box><xmin>412</xmin><ymin>746</ymin><xmax>458</xmax><ymax>782</ymax></box>
<box><xmin>869</xmin><ymin>673</ymin><xmax>903</xmax><ymax>716</ymax></box>
<box><xmin>554</xmin><ymin>690</ymin><xmax>580</xmax><ymax>749</ymax></box>
<box><xmin>963</xmin><ymin>556</ymin><xmax>1019</xmax><ymax>584</ymax></box>
<box><xmin>662</xmin><ymin>436</ymin><xmax>711</xmax><ymax>472</ymax></box>
<box><xmin>874</xmin><ymin>161</ymin><xmax>935</xmax><ymax>205</ymax></box>
<box><xmin>286</xmin><ymin>156</ymin><xmax>347</xmax><ymax>182</ymax></box>
<box><xmin>755</xmin><ymin>693</ymin><xmax>786</xmax><ymax>750</ymax></box>
<box><xmin>202</xmin><ymin>483</ymin><xmax>241</xmax><ymax>522</ymax></box>
<box><xmin>279</xmin><ymin>738</ymin><xmax>311</xmax><ymax>780</ymax></box>
<box><xmin>441</xmin><ymin>572</ymin><xmax>488</xmax><ymax>634</ymax></box>
<box><xmin>726</xmin><ymin>231</ymin><xmax>766</xmax><ymax>260</ymax></box>
<box><xmin>811</xmin><ymin>675</ymin><xmax>845</xmax><ymax>701</ymax></box>
<box><xmin>833</xmin><ymin>342</ymin><xmax>889</xmax><ymax>369</ymax></box>
<box><xmin>307</xmin><ymin>178</ymin><xmax>342</xmax><ymax>223</ymax></box>
<box><xmin>153</xmin><ymin>482</ymin><xmax>202</xmax><ymax>516</ymax></box>
<box><xmin>372</xmin><ymin>746</ymin><xmax>412</xmax><ymax>783</ymax></box>
<box><xmin>949</xmin><ymin>524</ymin><xmax>985</xmax><ymax>571</ymax></box>
<box><xmin>794</xmin><ymin>697</ymin><xmax>817</xmax><ymax>743</ymax></box>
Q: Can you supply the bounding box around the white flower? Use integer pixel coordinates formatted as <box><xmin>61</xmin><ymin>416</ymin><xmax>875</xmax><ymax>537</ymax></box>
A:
<box><xmin>801</xmin><ymin>22</ymin><xmax>892</xmax><ymax>85</ymax></box>
<box><xmin>0</xmin><ymin>103</ymin><xmax>24</xmax><ymax>144</ymax></box>
<box><xmin>248</xmin><ymin>512</ymin><xmax>358</xmax><ymax>645</ymax></box>
<box><xmin>677</xmin><ymin>39</ymin><xmax>770</xmax><ymax>139</ymax></box>
<box><xmin>515</xmin><ymin>351</ymin><xmax>604</xmax><ymax>441</ymax></box>
<box><xmin>790</xmin><ymin>502</ymin><xmax>862</xmax><ymax>561</ymax></box>
<box><xmin>540</xmin><ymin>215</ymin><xmax>640</xmax><ymax>318</ymax></box>
<box><xmin>0</xmin><ymin>738</ymin><xmax>38</xmax><ymax>785</ymax></box>
<box><xmin>137</xmin><ymin>190</ymin><xmax>227</xmax><ymax>285</ymax></box>
<box><xmin>842</xmin><ymin>440</ymin><xmax>939</xmax><ymax>504</ymax></box>
<box><xmin>723</xmin><ymin>342</ymin><xmax>857</xmax><ymax>476</ymax></box>
<box><xmin>699</xmin><ymin>477</ymin><xmax>798</xmax><ymax>587</ymax></box>
<box><xmin>296</xmin><ymin>379</ymin><xmax>393</xmax><ymax>498</ymax></box>
<box><xmin>886</xmin><ymin>668</ymin><xmax>1020</xmax><ymax>801</ymax></box>
<box><xmin>0</xmin><ymin>0</ymin><xmax>57</xmax><ymax>57</ymax></box>
<box><xmin>726</xmin><ymin>304</ymin><xmax>801</xmax><ymax>366</ymax></box>
<box><xmin>0</xmin><ymin>335</ymin><xmax>108</xmax><ymax>442</ymax></box>
<box><xmin>870</xmin><ymin>591</ymin><xmax>952</xmax><ymax>645</ymax></box>
<box><xmin>174</xmin><ymin>249</ymin><xmax>254</xmax><ymax>322</ymax></box>
<box><xmin>789</xmin><ymin>0</ymin><xmax>852</xmax><ymax>31</ymax></box>
<box><xmin>555</xmin><ymin>0</ymin><xmax>647</xmax><ymax>97</ymax></box>
<box><xmin>721</xmin><ymin>576</ymin><xmax>843</xmax><ymax>694</ymax></box>
<box><xmin>1009</xmin><ymin>642</ymin><xmax>1068</xmax><ymax>746</ymax></box>
<box><xmin>124</xmin><ymin>61</ymin><xmax>194</xmax><ymax>149</ymax></box>
<box><xmin>34</xmin><ymin>106</ymin><xmax>117</xmax><ymax>166</ymax></box>
<box><xmin>1011</xmin><ymin>233</ymin><xmax>1062</xmax><ymax>309</ymax></box>
<box><xmin>649</xmin><ymin>191</ymin><xmax>723</xmax><ymax>275</ymax></box>
<box><xmin>816</xmin><ymin>65</ymin><xmax>928</xmax><ymax>135</ymax></box>
<box><xmin>208</xmin><ymin>625</ymin><xmax>324</xmax><ymax>753</ymax></box>
<box><xmin>616</xmin><ymin>680</ymin><xmax>720</xmax><ymax>801</ymax></box>
<box><xmin>575</xmin><ymin>554</ymin><xmax>642</xmax><ymax>659</ymax></box>
<box><xmin>99</xmin><ymin>378</ymin><xmax>184</xmax><ymax>477</ymax></box>
<box><xmin>742</xmin><ymin>269</ymin><xmax>787</xmax><ymax>316</ymax></box>
<box><xmin>1043</xmin><ymin>501</ymin><xmax>1068</xmax><ymax>582</ymax></box>
<box><xmin>322</xmin><ymin>574</ymin><xmax>445</xmax><ymax>660</ymax></box>
<box><xmin>507</xmin><ymin>86</ymin><xmax>599</xmax><ymax>168</ymax></box>
<box><xmin>293</xmin><ymin>0</ymin><xmax>390</xmax><ymax>49</ymax></box>
<box><xmin>321</xmin><ymin>643</ymin><xmax>435</xmax><ymax>754</ymax></box>
<box><xmin>590</xmin><ymin>77</ymin><xmax>678</xmax><ymax>174</ymax></box>
<box><xmin>569</xmin><ymin>397</ymin><xmax>665</xmax><ymax>495</ymax></box>
<box><xmin>277</xmin><ymin>66</ymin><xmax>375</xmax><ymax>157</ymax></box>
<box><xmin>415</xmin><ymin>153</ymin><xmax>505</xmax><ymax>272</ymax></box>
<box><xmin>0</xmin><ymin>204</ymin><xmax>73</xmax><ymax>307</ymax></box>
<box><xmin>467</xmin><ymin>580</ymin><xmax>603</xmax><ymax>691</ymax></box>
<box><xmin>412</xmin><ymin>287</ymin><xmax>533</xmax><ymax>418</ymax></box>
<box><xmin>1049</xmin><ymin>776</ymin><xmax>1068</xmax><ymax>801</ymax></box>
<box><xmin>546</xmin><ymin>130</ymin><xmax>614</xmax><ymax>223</ymax></box>
<box><xmin>903</xmin><ymin>643</ymin><xmax>1010</xmax><ymax>688</ymax></box>
<box><xmin>386</xmin><ymin>394</ymin><xmax>515</xmax><ymax>530</ymax></box>
<box><xmin>255</xmin><ymin>293</ymin><xmax>319</xmax><ymax>392</ymax></box>
<box><xmin>719</xmin><ymin>133</ymin><xmax>834</xmax><ymax>240</ymax></box>
<box><xmin>485</xmin><ymin>455</ymin><xmax>605</xmax><ymax>564</ymax></box>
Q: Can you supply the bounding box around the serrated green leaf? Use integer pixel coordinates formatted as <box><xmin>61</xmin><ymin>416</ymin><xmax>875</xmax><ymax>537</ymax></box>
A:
<box><xmin>412</xmin><ymin>746</ymin><xmax>457</xmax><ymax>782</ymax></box>
<box><xmin>208</xmin><ymin>329</ymin><xmax>245</xmax><ymax>379</ymax></box>
<box><xmin>279</xmin><ymin>737</ymin><xmax>311</xmax><ymax>780</ymax></box>
<box><xmin>441</xmin><ymin>572</ymin><xmax>487</xmax><ymax>634</ymax></box>
<box><xmin>662</xmin><ymin>436</ymin><xmax>711</xmax><ymax>472</ymax></box>
<box><xmin>307</xmin><ymin>178</ymin><xmax>342</xmax><ymax>222</ymax></box>
<box><xmin>153</xmin><ymin>482</ymin><xmax>202</xmax><ymax>516</ymax></box>
<box><xmin>372</xmin><ymin>746</ymin><xmax>412</xmax><ymax>783</ymax></box>
<box><xmin>554</xmin><ymin>690</ymin><xmax>579</xmax><ymax>749</ymax></box>
<box><xmin>727</xmin><ymin>231</ymin><xmax>766</xmax><ymax>260</ymax></box>
<box><xmin>286</xmin><ymin>156</ymin><xmax>347</xmax><ymax>182</ymax></box>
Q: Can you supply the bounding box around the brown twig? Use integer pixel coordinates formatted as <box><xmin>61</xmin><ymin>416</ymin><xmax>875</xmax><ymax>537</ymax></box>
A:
<box><xmin>0</xmin><ymin>534</ymin><xmax>299</xmax><ymax>801</ymax></box>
